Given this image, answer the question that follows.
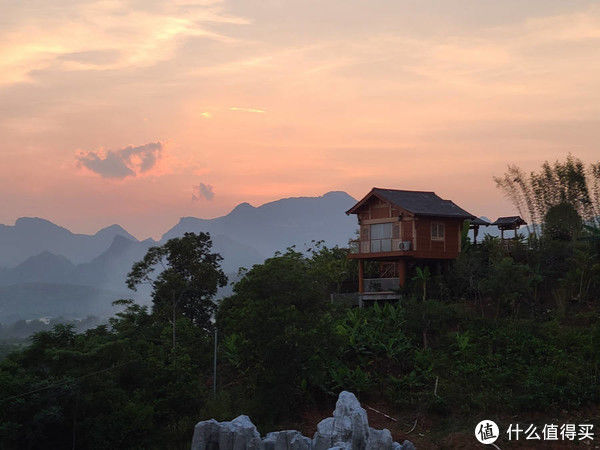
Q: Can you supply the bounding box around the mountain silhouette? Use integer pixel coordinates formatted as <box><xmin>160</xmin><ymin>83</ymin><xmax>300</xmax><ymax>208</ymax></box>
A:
<box><xmin>0</xmin><ymin>191</ymin><xmax>359</xmax><ymax>321</ymax></box>
<box><xmin>161</xmin><ymin>191</ymin><xmax>358</xmax><ymax>257</ymax></box>
<box><xmin>0</xmin><ymin>251</ymin><xmax>75</xmax><ymax>285</ymax></box>
<box><xmin>0</xmin><ymin>217</ymin><xmax>137</xmax><ymax>267</ymax></box>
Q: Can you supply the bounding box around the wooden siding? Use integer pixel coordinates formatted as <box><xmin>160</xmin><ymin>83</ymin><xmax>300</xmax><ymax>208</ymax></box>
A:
<box><xmin>414</xmin><ymin>218</ymin><xmax>461</xmax><ymax>259</ymax></box>
<box><xmin>401</xmin><ymin>219</ymin><xmax>413</xmax><ymax>242</ymax></box>
<box><xmin>351</xmin><ymin>195</ymin><xmax>463</xmax><ymax>260</ymax></box>
<box><xmin>354</xmin><ymin>196</ymin><xmax>412</xmax><ymax>222</ymax></box>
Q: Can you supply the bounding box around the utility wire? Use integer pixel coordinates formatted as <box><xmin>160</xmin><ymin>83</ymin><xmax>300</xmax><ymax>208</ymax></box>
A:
<box><xmin>0</xmin><ymin>360</ymin><xmax>134</xmax><ymax>403</ymax></box>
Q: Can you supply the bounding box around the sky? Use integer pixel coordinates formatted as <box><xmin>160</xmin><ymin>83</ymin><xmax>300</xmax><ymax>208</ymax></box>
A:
<box><xmin>1</xmin><ymin>0</ymin><xmax>599</xmax><ymax>239</ymax></box>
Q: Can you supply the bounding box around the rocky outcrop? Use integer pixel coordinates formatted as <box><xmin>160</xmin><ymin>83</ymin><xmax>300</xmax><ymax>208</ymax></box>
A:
<box><xmin>191</xmin><ymin>391</ymin><xmax>415</xmax><ymax>450</ymax></box>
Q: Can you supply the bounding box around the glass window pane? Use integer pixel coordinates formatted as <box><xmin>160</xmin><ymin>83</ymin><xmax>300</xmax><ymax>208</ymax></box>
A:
<box><xmin>371</xmin><ymin>223</ymin><xmax>392</xmax><ymax>239</ymax></box>
<box><xmin>383</xmin><ymin>222</ymin><xmax>392</xmax><ymax>237</ymax></box>
<box><xmin>371</xmin><ymin>223</ymin><xmax>382</xmax><ymax>239</ymax></box>
<box><xmin>371</xmin><ymin>240</ymin><xmax>381</xmax><ymax>252</ymax></box>
<box><xmin>381</xmin><ymin>239</ymin><xmax>391</xmax><ymax>252</ymax></box>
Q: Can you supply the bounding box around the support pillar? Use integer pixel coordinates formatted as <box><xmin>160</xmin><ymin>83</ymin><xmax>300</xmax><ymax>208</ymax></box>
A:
<box><xmin>358</xmin><ymin>260</ymin><xmax>364</xmax><ymax>293</ymax></box>
<box><xmin>397</xmin><ymin>259</ymin><xmax>406</xmax><ymax>287</ymax></box>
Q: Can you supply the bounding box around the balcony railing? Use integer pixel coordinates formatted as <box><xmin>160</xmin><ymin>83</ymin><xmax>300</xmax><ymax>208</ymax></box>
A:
<box><xmin>364</xmin><ymin>277</ymin><xmax>400</xmax><ymax>292</ymax></box>
<box><xmin>349</xmin><ymin>239</ymin><xmax>412</xmax><ymax>254</ymax></box>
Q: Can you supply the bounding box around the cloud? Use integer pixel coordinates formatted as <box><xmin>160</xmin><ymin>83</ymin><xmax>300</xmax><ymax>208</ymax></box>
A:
<box><xmin>230</xmin><ymin>107</ymin><xmax>266</xmax><ymax>113</ymax></box>
<box><xmin>77</xmin><ymin>142</ymin><xmax>162</xmax><ymax>179</ymax></box>
<box><xmin>0</xmin><ymin>0</ymin><xmax>248</xmax><ymax>85</ymax></box>
<box><xmin>192</xmin><ymin>182</ymin><xmax>215</xmax><ymax>201</ymax></box>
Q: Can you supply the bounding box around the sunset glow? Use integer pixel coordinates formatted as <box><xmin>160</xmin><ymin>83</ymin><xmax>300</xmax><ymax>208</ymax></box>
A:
<box><xmin>2</xmin><ymin>0</ymin><xmax>600</xmax><ymax>238</ymax></box>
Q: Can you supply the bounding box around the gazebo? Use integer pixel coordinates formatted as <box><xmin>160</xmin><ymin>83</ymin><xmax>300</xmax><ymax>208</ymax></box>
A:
<box><xmin>469</xmin><ymin>217</ymin><xmax>491</xmax><ymax>244</ymax></box>
<box><xmin>491</xmin><ymin>216</ymin><xmax>527</xmax><ymax>239</ymax></box>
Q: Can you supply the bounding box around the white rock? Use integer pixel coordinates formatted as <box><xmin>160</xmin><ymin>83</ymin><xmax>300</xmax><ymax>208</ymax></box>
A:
<box><xmin>331</xmin><ymin>391</ymin><xmax>369</xmax><ymax>450</ymax></box>
<box><xmin>366</xmin><ymin>427</ymin><xmax>393</xmax><ymax>449</ymax></box>
<box><xmin>313</xmin><ymin>417</ymin><xmax>335</xmax><ymax>450</ymax></box>
<box><xmin>191</xmin><ymin>415</ymin><xmax>261</xmax><ymax>450</ymax></box>
<box><xmin>191</xmin><ymin>419</ymin><xmax>221</xmax><ymax>450</ymax></box>
<box><xmin>400</xmin><ymin>440</ymin><xmax>416</xmax><ymax>450</ymax></box>
<box><xmin>262</xmin><ymin>430</ymin><xmax>311</xmax><ymax>450</ymax></box>
<box><xmin>190</xmin><ymin>392</ymin><xmax>416</xmax><ymax>450</ymax></box>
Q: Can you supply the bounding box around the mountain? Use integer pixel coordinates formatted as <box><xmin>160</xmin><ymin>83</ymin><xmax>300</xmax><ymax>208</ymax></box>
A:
<box><xmin>161</xmin><ymin>191</ymin><xmax>358</xmax><ymax>258</ymax></box>
<box><xmin>74</xmin><ymin>235</ymin><xmax>152</xmax><ymax>289</ymax></box>
<box><xmin>0</xmin><ymin>191</ymin><xmax>359</xmax><ymax>322</ymax></box>
<box><xmin>0</xmin><ymin>217</ymin><xmax>137</xmax><ymax>268</ymax></box>
<box><xmin>0</xmin><ymin>252</ymin><xmax>75</xmax><ymax>285</ymax></box>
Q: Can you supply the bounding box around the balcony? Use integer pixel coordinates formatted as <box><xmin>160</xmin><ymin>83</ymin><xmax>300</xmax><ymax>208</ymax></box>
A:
<box><xmin>349</xmin><ymin>239</ymin><xmax>412</xmax><ymax>255</ymax></box>
<box><xmin>361</xmin><ymin>277</ymin><xmax>402</xmax><ymax>304</ymax></box>
<box><xmin>364</xmin><ymin>277</ymin><xmax>399</xmax><ymax>292</ymax></box>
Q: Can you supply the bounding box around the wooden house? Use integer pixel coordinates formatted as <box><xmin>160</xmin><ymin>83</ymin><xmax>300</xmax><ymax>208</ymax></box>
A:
<box><xmin>346</xmin><ymin>188</ymin><xmax>476</xmax><ymax>301</ymax></box>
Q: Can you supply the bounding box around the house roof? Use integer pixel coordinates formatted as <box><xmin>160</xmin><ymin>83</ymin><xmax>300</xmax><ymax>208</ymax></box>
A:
<box><xmin>346</xmin><ymin>187</ymin><xmax>476</xmax><ymax>219</ymax></box>
<box><xmin>491</xmin><ymin>216</ymin><xmax>527</xmax><ymax>227</ymax></box>
<box><xmin>470</xmin><ymin>217</ymin><xmax>491</xmax><ymax>226</ymax></box>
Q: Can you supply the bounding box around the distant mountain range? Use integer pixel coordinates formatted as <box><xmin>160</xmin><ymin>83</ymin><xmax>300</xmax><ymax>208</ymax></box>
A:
<box><xmin>0</xmin><ymin>218</ymin><xmax>137</xmax><ymax>267</ymax></box>
<box><xmin>0</xmin><ymin>191</ymin><xmax>358</xmax><ymax>322</ymax></box>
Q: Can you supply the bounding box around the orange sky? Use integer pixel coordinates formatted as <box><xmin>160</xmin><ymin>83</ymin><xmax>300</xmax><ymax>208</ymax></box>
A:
<box><xmin>1</xmin><ymin>0</ymin><xmax>599</xmax><ymax>239</ymax></box>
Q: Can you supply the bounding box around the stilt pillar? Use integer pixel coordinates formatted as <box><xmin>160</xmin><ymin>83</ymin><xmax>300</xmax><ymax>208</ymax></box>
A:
<box><xmin>397</xmin><ymin>259</ymin><xmax>406</xmax><ymax>287</ymax></box>
<box><xmin>358</xmin><ymin>260</ymin><xmax>364</xmax><ymax>293</ymax></box>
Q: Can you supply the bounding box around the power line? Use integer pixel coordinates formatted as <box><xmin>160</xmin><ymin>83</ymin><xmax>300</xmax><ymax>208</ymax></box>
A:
<box><xmin>0</xmin><ymin>360</ymin><xmax>135</xmax><ymax>403</ymax></box>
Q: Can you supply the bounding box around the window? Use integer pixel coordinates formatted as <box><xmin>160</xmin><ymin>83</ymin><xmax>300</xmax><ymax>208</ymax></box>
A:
<box><xmin>431</xmin><ymin>222</ymin><xmax>445</xmax><ymax>240</ymax></box>
<box><xmin>371</xmin><ymin>223</ymin><xmax>392</xmax><ymax>239</ymax></box>
<box><xmin>370</xmin><ymin>222</ymin><xmax>392</xmax><ymax>252</ymax></box>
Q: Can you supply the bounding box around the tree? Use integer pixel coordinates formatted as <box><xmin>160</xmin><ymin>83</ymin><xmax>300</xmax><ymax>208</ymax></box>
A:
<box><xmin>217</xmin><ymin>249</ymin><xmax>338</xmax><ymax>425</ymax></box>
<box><xmin>126</xmin><ymin>232</ymin><xmax>227</xmax><ymax>348</ymax></box>
<box><xmin>543</xmin><ymin>202</ymin><xmax>583</xmax><ymax>241</ymax></box>
<box><xmin>480</xmin><ymin>256</ymin><xmax>539</xmax><ymax>318</ymax></box>
<box><xmin>412</xmin><ymin>266</ymin><xmax>431</xmax><ymax>301</ymax></box>
<box><xmin>494</xmin><ymin>155</ymin><xmax>599</xmax><ymax>234</ymax></box>
<box><xmin>306</xmin><ymin>242</ymin><xmax>356</xmax><ymax>294</ymax></box>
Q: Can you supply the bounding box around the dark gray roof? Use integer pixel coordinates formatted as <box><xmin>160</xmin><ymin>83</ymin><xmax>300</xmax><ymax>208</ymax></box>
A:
<box><xmin>491</xmin><ymin>216</ymin><xmax>527</xmax><ymax>226</ymax></box>
<box><xmin>347</xmin><ymin>188</ymin><xmax>475</xmax><ymax>219</ymax></box>
<box><xmin>470</xmin><ymin>217</ymin><xmax>491</xmax><ymax>226</ymax></box>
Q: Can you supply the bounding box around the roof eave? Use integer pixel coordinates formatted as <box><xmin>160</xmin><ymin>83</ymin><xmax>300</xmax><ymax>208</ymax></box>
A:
<box><xmin>415</xmin><ymin>212</ymin><xmax>475</xmax><ymax>220</ymax></box>
<box><xmin>346</xmin><ymin>188</ymin><xmax>415</xmax><ymax>215</ymax></box>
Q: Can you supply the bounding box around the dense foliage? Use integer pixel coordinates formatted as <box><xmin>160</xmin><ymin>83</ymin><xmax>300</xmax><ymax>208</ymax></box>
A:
<box><xmin>1</xmin><ymin>157</ymin><xmax>599</xmax><ymax>448</ymax></box>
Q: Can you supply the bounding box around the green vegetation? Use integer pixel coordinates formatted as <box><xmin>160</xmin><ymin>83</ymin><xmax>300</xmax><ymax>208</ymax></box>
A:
<box><xmin>1</xmin><ymin>156</ymin><xmax>600</xmax><ymax>448</ymax></box>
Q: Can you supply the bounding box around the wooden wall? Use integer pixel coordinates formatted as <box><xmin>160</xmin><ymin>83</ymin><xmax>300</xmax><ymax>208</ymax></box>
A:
<box><xmin>414</xmin><ymin>217</ymin><xmax>460</xmax><ymax>259</ymax></box>
<box><xmin>354</xmin><ymin>197</ymin><xmax>462</xmax><ymax>260</ymax></box>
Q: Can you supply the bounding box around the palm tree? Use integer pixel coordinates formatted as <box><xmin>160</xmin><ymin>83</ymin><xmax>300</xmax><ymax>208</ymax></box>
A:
<box><xmin>412</xmin><ymin>266</ymin><xmax>431</xmax><ymax>301</ymax></box>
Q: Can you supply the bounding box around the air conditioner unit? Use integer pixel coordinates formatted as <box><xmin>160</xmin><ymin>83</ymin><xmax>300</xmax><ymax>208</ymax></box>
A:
<box><xmin>400</xmin><ymin>241</ymin><xmax>412</xmax><ymax>251</ymax></box>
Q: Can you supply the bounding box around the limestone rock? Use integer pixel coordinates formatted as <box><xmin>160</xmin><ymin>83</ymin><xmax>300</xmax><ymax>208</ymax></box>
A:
<box><xmin>331</xmin><ymin>391</ymin><xmax>370</xmax><ymax>450</ymax></box>
<box><xmin>191</xmin><ymin>415</ymin><xmax>261</xmax><ymax>450</ymax></box>
<box><xmin>191</xmin><ymin>419</ymin><xmax>221</xmax><ymax>450</ymax></box>
<box><xmin>366</xmin><ymin>427</ymin><xmax>393</xmax><ymax>449</ymax></box>
<box><xmin>400</xmin><ymin>440</ymin><xmax>416</xmax><ymax>450</ymax></box>
<box><xmin>262</xmin><ymin>430</ymin><xmax>311</xmax><ymax>450</ymax></box>
<box><xmin>191</xmin><ymin>391</ymin><xmax>416</xmax><ymax>450</ymax></box>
